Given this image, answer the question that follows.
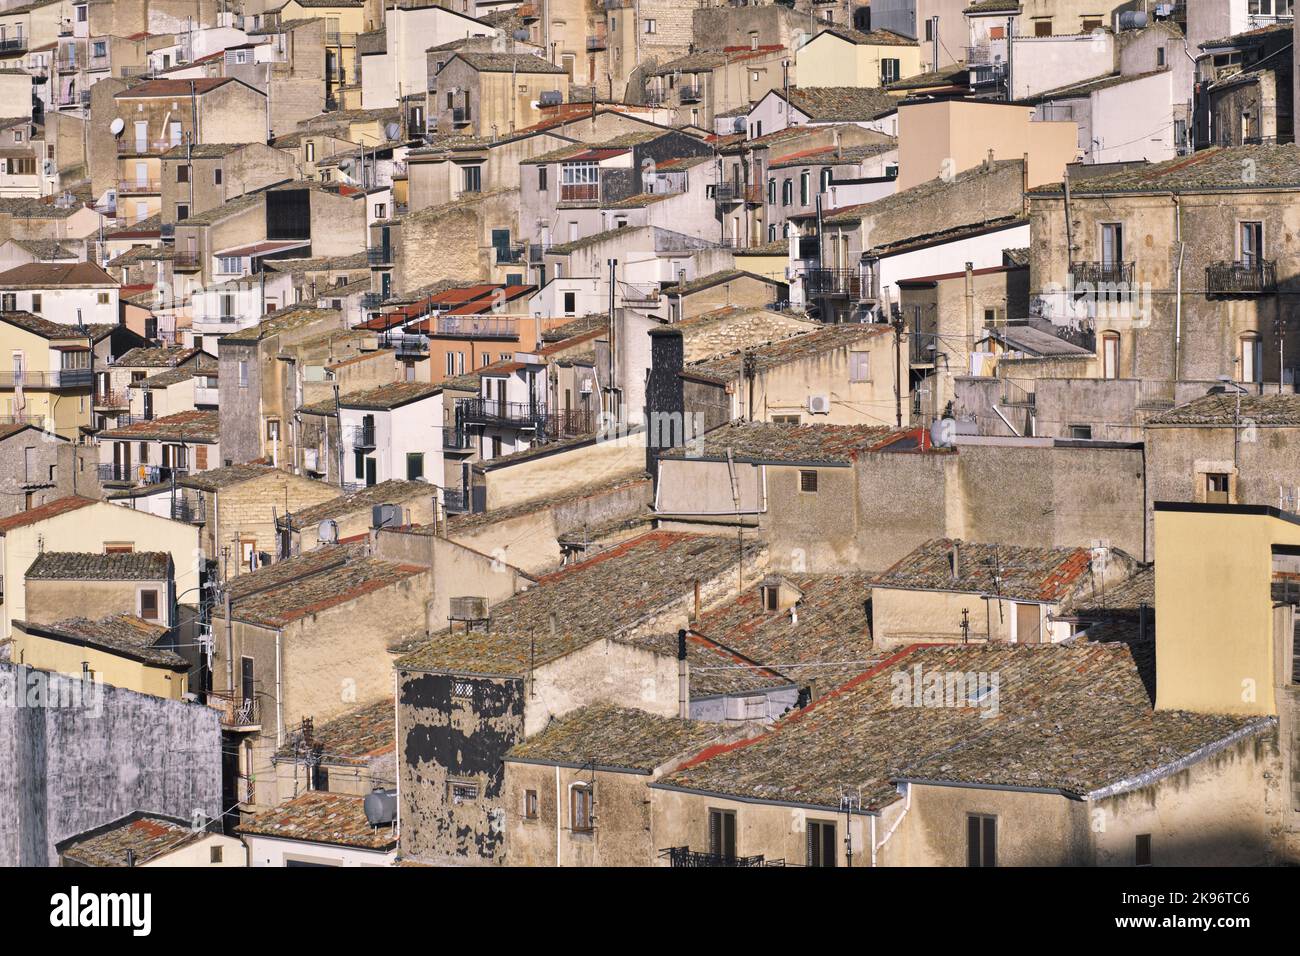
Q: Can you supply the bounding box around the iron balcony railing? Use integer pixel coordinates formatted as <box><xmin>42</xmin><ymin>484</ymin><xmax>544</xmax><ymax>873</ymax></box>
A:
<box><xmin>643</xmin><ymin>89</ymin><xmax>664</xmax><ymax>106</ymax></box>
<box><xmin>118</xmin><ymin>139</ymin><xmax>176</xmax><ymax>155</ymax></box>
<box><xmin>442</xmin><ymin>426</ymin><xmax>472</xmax><ymax>451</ymax></box>
<box><xmin>208</xmin><ymin>691</ymin><xmax>260</xmax><ymax>730</ymax></box>
<box><xmin>95</xmin><ymin>389</ymin><xmax>131</xmax><ymax>409</ymax></box>
<box><xmin>378</xmin><ymin>333</ymin><xmax>430</xmax><ymax>355</ymax></box>
<box><xmin>658</xmin><ymin>847</ymin><xmax>789</xmax><ymax>867</ymax></box>
<box><xmin>586</xmin><ymin>34</ymin><xmax>606</xmax><ymax>51</ymax></box>
<box><xmin>552</xmin><ymin>408</ymin><xmax>595</xmax><ymax>438</ymax></box>
<box><xmin>351</xmin><ymin>423</ymin><xmax>376</xmax><ymax>448</ymax></box>
<box><xmin>495</xmin><ymin>243</ymin><xmax>525</xmax><ymax>264</ymax></box>
<box><xmin>368</xmin><ymin>246</ymin><xmax>393</xmax><ymax>265</ymax></box>
<box><xmin>173</xmin><ymin>251</ymin><xmax>202</xmax><ymax>270</ymax></box>
<box><xmin>1206</xmin><ymin>260</ymin><xmax>1277</xmax><ymax>295</ymax></box>
<box><xmin>435</xmin><ymin>315</ymin><xmax>518</xmax><ymax>338</ymax></box>
<box><xmin>1069</xmin><ymin>261</ymin><xmax>1135</xmax><ymax>287</ymax></box>
<box><xmin>442</xmin><ymin>487</ymin><xmax>470</xmax><ymax>513</ymax></box>
<box><xmin>171</xmin><ymin>495</ymin><xmax>205</xmax><ymax>523</ymax></box>
<box><xmin>0</xmin><ymin>38</ymin><xmax>27</xmax><ymax>53</ymax></box>
<box><xmin>325</xmin><ymin>30</ymin><xmax>357</xmax><ymax>46</ymax></box>
<box><xmin>360</xmin><ymin>292</ymin><xmax>385</xmax><ymax>310</ymax></box>
<box><xmin>0</xmin><ymin>369</ymin><xmax>93</xmax><ymax>388</ymax></box>
<box><xmin>803</xmin><ymin>267</ymin><xmax>864</xmax><ymax>298</ymax></box>
<box><xmin>97</xmin><ymin>463</ymin><xmax>189</xmax><ymax>485</ymax></box>
<box><xmin>679</xmin><ymin>84</ymin><xmax>702</xmax><ymax>103</ymax></box>
<box><xmin>713</xmin><ymin>183</ymin><xmax>762</xmax><ymax>204</ymax></box>
<box><xmin>459</xmin><ymin>397</ymin><xmax>547</xmax><ymax>430</ymax></box>
<box><xmin>998</xmin><ymin>377</ymin><xmax>1036</xmax><ymax>407</ymax></box>
<box><xmin>119</xmin><ymin>178</ymin><xmax>162</xmax><ymax>194</ymax></box>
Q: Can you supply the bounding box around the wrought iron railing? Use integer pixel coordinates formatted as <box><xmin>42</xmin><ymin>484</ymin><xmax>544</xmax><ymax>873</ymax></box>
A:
<box><xmin>368</xmin><ymin>246</ymin><xmax>393</xmax><ymax>265</ymax></box>
<box><xmin>208</xmin><ymin>691</ymin><xmax>260</xmax><ymax>729</ymax></box>
<box><xmin>559</xmin><ymin>182</ymin><xmax>601</xmax><ymax>203</ymax></box>
<box><xmin>713</xmin><ymin>183</ymin><xmax>762</xmax><ymax>204</ymax></box>
<box><xmin>119</xmin><ymin>178</ymin><xmax>162</xmax><ymax>194</ymax></box>
<box><xmin>442</xmin><ymin>426</ymin><xmax>471</xmax><ymax>451</ymax></box>
<box><xmin>97</xmin><ymin>463</ymin><xmax>189</xmax><ymax>485</ymax></box>
<box><xmin>459</xmin><ymin>397</ymin><xmax>547</xmax><ymax>430</ymax></box>
<box><xmin>803</xmin><ymin>268</ymin><xmax>863</xmax><ymax>298</ymax></box>
<box><xmin>658</xmin><ymin>847</ymin><xmax>786</xmax><ymax>867</ymax></box>
<box><xmin>1069</xmin><ymin>261</ymin><xmax>1135</xmax><ymax>287</ymax></box>
<box><xmin>435</xmin><ymin>315</ymin><xmax>518</xmax><ymax>338</ymax></box>
<box><xmin>351</xmin><ymin>423</ymin><xmax>376</xmax><ymax>448</ymax></box>
<box><xmin>1206</xmin><ymin>260</ymin><xmax>1276</xmax><ymax>295</ymax></box>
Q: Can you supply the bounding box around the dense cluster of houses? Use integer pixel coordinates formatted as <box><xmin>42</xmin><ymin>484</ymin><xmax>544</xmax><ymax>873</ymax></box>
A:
<box><xmin>0</xmin><ymin>0</ymin><xmax>1298</xmax><ymax>869</ymax></box>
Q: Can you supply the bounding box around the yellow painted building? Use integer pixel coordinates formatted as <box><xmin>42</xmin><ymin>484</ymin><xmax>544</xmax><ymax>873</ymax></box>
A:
<box><xmin>11</xmin><ymin>615</ymin><xmax>190</xmax><ymax>700</ymax></box>
<box><xmin>1154</xmin><ymin>502</ymin><xmax>1300</xmax><ymax>717</ymax></box>
<box><xmin>794</xmin><ymin>27</ymin><xmax>922</xmax><ymax>90</ymax></box>
<box><xmin>0</xmin><ymin>311</ymin><xmax>107</xmax><ymax>439</ymax></box>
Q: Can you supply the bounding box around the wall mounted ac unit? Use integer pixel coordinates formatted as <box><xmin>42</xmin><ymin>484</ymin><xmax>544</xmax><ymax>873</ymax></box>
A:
<box><xmin>807</xmin><ymin>395</ymin><xmax>830</xmax><ymax>414</ymax></box>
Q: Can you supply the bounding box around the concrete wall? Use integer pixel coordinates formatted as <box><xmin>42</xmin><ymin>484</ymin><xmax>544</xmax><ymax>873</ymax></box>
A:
<box><xmin>479</xmin><ymin>431</ymin><xmax>646</xmax><ymax>510</ymax></box>
<box><xmin>0</xmin><ymin>662</ymin><xmax>222</xmax><ymax>866</ymax></box>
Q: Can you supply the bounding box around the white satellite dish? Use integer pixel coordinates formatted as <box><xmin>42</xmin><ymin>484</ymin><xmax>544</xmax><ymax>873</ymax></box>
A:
<box><xmin>384</xmin><ymin>121</ymin><xmax>400</xmax><ymax>141</ymax></box>
<box><xmin>109</xmin><ymin>117</ymin><xmax>125</xmax><ymax>136</ymax></box>
<box><xmin>339</xmin><ymin>158</ymin><xmax>354</xmax><ymax>172</ymax></box>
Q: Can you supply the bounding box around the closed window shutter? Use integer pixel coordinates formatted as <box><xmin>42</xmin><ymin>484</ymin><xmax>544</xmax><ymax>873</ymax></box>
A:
<box><xmin>983</xmin><ymin>817</ymin><xmax>996</xmax><ymax>867</ymax></box>
<box><xmin>967</xmin><ymin>816</ymin><xmax>981</xmax><ymax>867</ymax></box>
<box><xmin>806</xmin><ymin>825</ymin><xmax>817</xmax><ymax>866</ymax></box>
<box><xmin>709</xmin><ymin>810</ymin><xmax>720</xmax><ymax>856</ymax></box>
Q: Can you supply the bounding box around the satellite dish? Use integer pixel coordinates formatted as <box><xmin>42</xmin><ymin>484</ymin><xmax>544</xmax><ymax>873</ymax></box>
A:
<box><xmin>109</xmin><ymin>117</ymin><xmax>125</xmax><ymax>136</ymax></box>
<box><xmin>339</xmin><ymin>158</ymin><xmax>353</xmax><ymax>172</ymax></box>
<box><xmin>384</xmin><ymin>121</ymin><xmax>400</xmax><ymax>141</ymax></box>
<box><xmin>317</xmin><ymin>518</ymin><xmax>339</xmax><ymax>544</ymax></box>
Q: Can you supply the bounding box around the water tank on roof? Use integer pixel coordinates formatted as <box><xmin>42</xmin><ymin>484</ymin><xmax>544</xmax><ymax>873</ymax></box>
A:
<box><xmin>1117</xmin><ymin>11</ymin><xmax>1149</xmax><ymax>30</ymax></box>
<box><xmin>364</xmin><ymin>787</ymin><xmax>398</xmax><ymax>826</ymax></box>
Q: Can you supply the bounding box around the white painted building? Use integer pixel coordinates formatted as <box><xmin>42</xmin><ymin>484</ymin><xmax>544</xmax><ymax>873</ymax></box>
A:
<box><xmin>339</xmin><ymin>381</ymin><xmax>444</xmax><ymax>488</ymax></box>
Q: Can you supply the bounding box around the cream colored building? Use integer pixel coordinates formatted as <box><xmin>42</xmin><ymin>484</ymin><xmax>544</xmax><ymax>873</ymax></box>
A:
<box><xmin>794</xmin><ymin>27</ymin><xmax>922</xmax><ymax>89</ymax></box>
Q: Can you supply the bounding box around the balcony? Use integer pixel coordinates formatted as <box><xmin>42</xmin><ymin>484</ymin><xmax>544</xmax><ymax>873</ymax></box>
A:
<box><xmin>368</xmin><ymin>246</ymin><xmax>393</xmax><ymax>265</ymax></box>
<box><xmin>118</xmin><ymin>139</ymin><xmax>176</xmax><ymax>156</ymax></box>
<box><xmin>1207</xmin><ymin>260</ymin><xmax>1277</xmax><ymax>296</ymax></box>
<box><xmin>658</xmin><ymin>847</ymin><xmax>789</xmax><ymax>867</ymax></box>
<box><xmin>194</xmin><ymin>384</ymin><xmax>220</xmax><ymax>405</ymax></box>
<box><xmin>119</xmin><ymin>178</ymin><xmax>162</xmax><ymax>194</ymax></box>
<box><xmin>95</xmin><ymin>389</ymin><xmax>131</xmax><ymax>409</ymax></box>
<box><xmin>620</xmin><ymin>282</ymin><xmax>660</xmax><ymax>308</ymax></box>
<box><xmin>713</xmin><ymin>183</ymin><xmax>762</xmax><ymax>204</ymax></box>
<box><xmin>551</xmin><ymin>408</ymin><xmax>595</xmax><ymax>438</ymax></box>
<box><xmin>0</xmin><ymin>38</ymin><xmax>27</xmax><ymax>54</ymax></box>
<box><xmin>351</xmin><ymin>422</ymin><xmax>376</xmax><ymax>449</ymax></box>
<box><xmin>998</xmin><ymin>377</ymin><xmax>1036</xmax><ymax>408</ymax></box>
<box><xmin>459</xmin><ymin>397</ymin><xmax>547</xmax><ymax>431</ymax></box>
<box><xmin>97</xmin><ymin>463</ymin><xmax>189</xmax><ymax>485</ymax></box>
<box><xmin>442</xmin><ymin>487</ymin><xmax>470</xmax><ymax>513</ymax></box>
<box><xmin>0</xmin><ymin>369</ymin><xmax>93</xmax><ymax>389</ymax></box>
<box><xmin>495</xmin><ymin>242</ymin><xmax>525</xmax><ymax>264</ymax></box>
<box><xmin>586</xmin><ymin>34</ymin><xmax>606</xmax><ymax>51</ymax></box>
<box><xmin>452</xmin><ymin>106</ymin><xmax>469</xmax><ymax>127</ymax></box>
<box><xmin>643</xmin><ymin>89</ymin><xmax>664</xmax><ymax>107</ymax></box>
<box><xmin>559</xmin><ymin>182</ymin><xmax>601</xmax><ymax>204</ymax></box>
<box><xmin>170</xmin><ymin>496</ymin><xmax>205</xmax><ymax>523</ymax></box>
<box><xmin>1069</xmin><ymin>261</ymin><xmax>1135</xmax><ymax>287</ymax></box>
<box><xmin>435</xmin><ymin>315</ymin><xmax>518</xmax><ymax>338</ymax></box>
<box><xmin>208</xmin><ymin>691</ymin><xmax>260</xmax><ymax>731</ymax></box>
<box><xmin>173</xmin><ymin>251</ymin><xmax>202</xmax><ymax>271</ymax></box>
<box><xmin>360</xmin><ymin>292</ymin><xmax>385</xmax><ymax>311</ymax></box>
<box><xmin>325</xmin><ymin>30</ymin><xmax>357</xmax><ymax>46</ymax></box>
<box><xmin>442</xmin><ymin>426</ymin><xmax>472</xmax><ymax>451</ymax></box>
<box><xmin>378</xmin><ymin>333</ymin><xmax>430</xmax><ymax>355</ymax></box>
<box><xmin>679</xmin><ymin>84</ymin><xmax>702</xmax><ymax>103</ymax></box>
<box><xmin>803</xmin><ymin>268</ymin><xmax>864</xmax><ymax>298</ymax></box>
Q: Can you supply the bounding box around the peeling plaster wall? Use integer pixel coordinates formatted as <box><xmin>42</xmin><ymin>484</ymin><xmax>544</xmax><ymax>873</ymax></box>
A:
<box><xmin>0</xmin><ymin>663</ymin><xmax>222</xmax><ymax>866</ymax></box>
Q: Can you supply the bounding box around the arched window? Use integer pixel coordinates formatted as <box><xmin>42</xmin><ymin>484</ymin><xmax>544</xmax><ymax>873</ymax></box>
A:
<box><xmin>781</xmin><ymin>178</ymin><xmax>792</xmax><ymax>206</ymax></box>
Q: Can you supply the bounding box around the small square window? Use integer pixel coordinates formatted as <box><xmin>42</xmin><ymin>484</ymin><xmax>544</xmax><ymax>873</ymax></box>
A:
<box><xmin>139</xmin><ymin>588</ymin><xmax>159</xmax><ymax>621</ymax></box>
<box><xmin>210</xmin><ymin>845</ymin><xmax>223</xmax><ymax>864</ymax></box>
<box><xmin>799</xmin><ymin>470</ymin><xmax>818</xmax><ymax>493</ymax></box>
<box><xmin>1206</xmin><ymin>473</ymin><xmax>1231</xmax><ymax>504</ymax></box>
<box><xmin>450</xmin><ymin>780</ymin><xmax>479</xmax><ymax>804</ymax></box>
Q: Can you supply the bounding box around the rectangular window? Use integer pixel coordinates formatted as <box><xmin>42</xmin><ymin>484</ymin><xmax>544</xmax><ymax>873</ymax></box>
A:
<box><xmin>524</xmin><ymin>790</ymin><xmax>538</xmax><ymax>820</ymax></box>
<box><xmin>406</xmin><ymin>452</ymin><xmax>424</xmax><ymax>480</ymax></box>
<box><xmin>1135</xmin><ymin>833</ymin><xmax>1152</xmax><ymax>867</ymax></box>
<box><xmin>967</xmin><ymin>814</ymin><xmax>997</xmax><ymax>867</ymax></box>
<box><xmin>97</xmin><ymin>292</ymin><xmax>110</xmax><ymax>305</ymax></box>
<box><xmin>1069</xmin><ymin>425</ymin><xmax>1093</xmax><ymax>440</ymax></box>
<box><xmin>708</xmin><ymin>808</ymin><xmax>736</xmax><ymax>859</ymax></box>
<box><xmin>463</xmin><ymin>165</ymin><xmax>482</xmax><ymax>193</ymax></box>
<box><xmin>849</xmin><ymin>351</ymin><xmax>870</xmax><ymax>382</ymax></box>
<box><xmin>644</xmin><ymin>18</ymin><xmax>656</xmax><ymax>33</ymax></box>
<box><xmin>799</xmin><ymin>470</ymin><xmax>818</xmax><ymax>493</ymax></box>
<box><xmin>238</xmin><ymin>360</ymin><xmax>249</xmax><ymax>388</ymax></box>
<box><xmin>1034</xmin><ymin>19</ymin><xmax>1052</xmax><ymax>36</ymax></box>
<box><xmin>880</xmin><ymin>58</ymin><xmax>900</xmax><ymax>84</ymax></box>
<box><xmin>177</xmin><ymin>164</ymin><xmax>190</xmax><ymax>183</ymax></box>
<box><xmin>1240</xmin><ymin>221</ymin><xmax>1264</xmax><ymax>267</ymax></box>
<box><xmin>563</xmin><ymin>291</ymin><xmax>576</xmax><ymax>315</ymax></box>
<box><xmin>355</xmin><ymin>449</ymin><xmax>365</xmax><ymax>479</ymax></box>
<box><xmin>570</xmin><ymin>785</ymin><xmax>593</xmax><ymax>832</ymax></box>
<box><xmin>139</xmin><ymin>588</ymin><xmax>159</xmax><ymax>620</ymax></box>
<box><xmin>210</xmin><ymin>846</ymin><xmax>223</xmax><ymax>863</ymax></box>
<box><xmin>538</xmin><ymin>166</ymin><xmax>547</xmax><ymax>191</ymax></box>
<box><xmin>1206</xmin><ymin>472</ymin><xmax>1231</xmax><ymax>504</ymax></box>
<box><xmin>30</xmin><ymin>293</ymin><xmax>40</xmax><ymax>313</ymax></box>
<box><xmin>176</xmin><ymin>204</ymin><xmax>189</xmax><ymax>221</ymax></box>
<box><xmin>806</xmin><ymin>819</ymin><xmax>837</xmax><ymax>867</ymax></box>
<box><xmin>450</xmin><ymin>780</ymin><xmax>479</xmax><ymax>804</ymax></box>
<box><xmin>214</xmin><ymin>168</ymin><xmax>223</xmax><ymax>185</ymax></box>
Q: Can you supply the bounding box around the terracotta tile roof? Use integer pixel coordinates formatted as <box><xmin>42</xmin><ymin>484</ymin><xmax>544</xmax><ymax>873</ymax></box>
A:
<box><xmin>25</xmin><ymin>550</ymin><xmax>170</xmax><ymax>581</ymax></box>
<box><xmin>445</xmin><ymin>472</ymin><xmax>650</xmax><ymax>535</ymax></box>
<box><xmin>0</xmin><ymin>311</ymin><xmax>106</xmax><ymax>340</ymax></box>
<box><xmin>871</xmin><ymin>538</ymin><xmax>1094</xmax><ymax>603</ymax></box>
<box><xmin>656</xmin><ymin>642</ymin><xmax>1270</xmax><ymax>811</ymax></box>
<box><xmin>1030</xmin><ymin>145</ymin><xmax>1300</xmax><ymax>196</ymax></box>
<box><xmin>15</xmin><ymin>614</ymin><xmax>186</xmax><ymax>670</ymax></box>
<box><xmin>507</xmin><ymin>704</ymin><xmax>724</xmax><ymax>772</ymax></box>
<box><xmin>687</xmin><ymin>322</ymin><xmax>891</xmax><ymax>382</ymax></box>
<box><xmin>276</xmin><ymin>696</ymin><xmax>394</xmax><ymax>766</ymax></box>
<box><xmin>395</xmin><ymin>532</ymin><xmax>765</xmax><ymax>676</ymax></box>
<box><xmin>1062</xmin><ymin>565</ymin><xmax>1155</xmax><ymax>620</ymax></box>
<box><xmin>0</xmin><ymin>496</ymin><xmax>97</xmax><ymax>534</ymax></box>
<box><xmin>284</xmin><ymin>480</ymin><xmax>436</xmax><ymax>530</ymax></box>
<box><xmin>1146</xmin><ymin>393</ymin><xmax>1300</xmax><ymax>426</ymax></box>
<box><xmin>99</xmin><ymin>410</ymin><xmax>220</xmax><ymax>443</ymax></box>
<box><xmin>237</xmin><ymin>791</ymin><xmax>396</xmax><ymax>850</ymax></box>
<box><xmin>786</xmin><ymin>86</ymin><xmax>899</xmax><ymax>122</ymax></box>
<box><xmin>114</xmin><ymin>345</ymin><xmax>202</xmax><ymax>368</ymax></box>
<box><xmin>215</xmin><ymin>544</ymin><xmax>426</xmax><ymax>629</ymax></box>
<box><xmin>57</xmin><ymin>813</ymin><xmax>214</xmax><ymax>866</ymax></box>
<box><xmin>336</xmin><ymin>381</ymin><xmax>441</xmax><ymax>410</ymax></box>
<box><xmin>179</xmin><ymin>462</ymin><xmax>280</xmax><ymax>491</ymax></box>
<box><xmin>660</xmin><ymin>422</ymin><xmax>892</xmax><ymax>465</ymax></box>
<box><xmin>117</xmin><ymin>77</ymin><xmax>242</xmax><ymax>97</ymax></box>
<box><xmin>454</xmin><ymin>52</ymin><xmax>565</xmax><ymax>73</ymax></box>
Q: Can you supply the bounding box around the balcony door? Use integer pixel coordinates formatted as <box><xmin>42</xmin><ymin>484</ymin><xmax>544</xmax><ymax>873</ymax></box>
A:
<box><xmin>1240</xmin><ymin>221</ymin><xmax>1263</xmax><ymax>269</ymax></box>
<box><xmin>133</xmin><ymin>120</ymin><xmax>147</xmax><ymax>153</ymax></box>
<box><xmin>1101</xmin><ymin>223</ymin><xmax>1123</xmax><ymax>270</ymax></box>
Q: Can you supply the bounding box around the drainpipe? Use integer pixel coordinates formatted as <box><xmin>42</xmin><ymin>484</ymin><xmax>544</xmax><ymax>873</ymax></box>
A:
<box><xmin>677</xmin><ymin>628</ymin><xmax>689</xmax><ymax>719</ymax></box>
<box><xmin>1173</xmin><ymin>195</ymin><xmax>1184</xmax><ymax>381</ymax></box>
<box><xmin>873</xmin><ymin>783</ymin><xmax>912</xmax><ymax>863</ymax></box>
<box><xmin>275</xmin><ymin>628</ymin><xmax>284</xmax><ymax>747</ymax></box>
<box><xmin>393</xmin><ymin>669</ymin><xmax>401</xmax><ymax>840</ymax></box>
<box><xmin>554</xmin><ymin>764</ymin><xmax>561</xmax><ymax>867</ymax></box>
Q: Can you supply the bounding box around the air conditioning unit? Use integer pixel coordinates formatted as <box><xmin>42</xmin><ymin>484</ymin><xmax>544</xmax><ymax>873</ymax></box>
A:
<box><xmin>807</xmin><ymin>394</ymin><xmax>830</xmax><ymax>414</ymax></box>
<box><xmin>371</xmin><ymin>503</ymin><xmax>403</xmax><ymax>529</ymax></box>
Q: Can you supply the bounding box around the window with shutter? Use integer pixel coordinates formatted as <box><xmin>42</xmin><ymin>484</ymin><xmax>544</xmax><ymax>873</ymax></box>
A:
<box><xmin>806</xmin><ymin>819</ymin><xmax>837</xmax><ymax>866</ymax></box>
<box><xmin>708</xmin><ymin>808</ymin><xmax>736</xmax><ymax>859</ymax></box>
<box><xmin>967</xmin><ymin>814</ymin><xmax>997</xmax><ymax>867</ymax></box>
